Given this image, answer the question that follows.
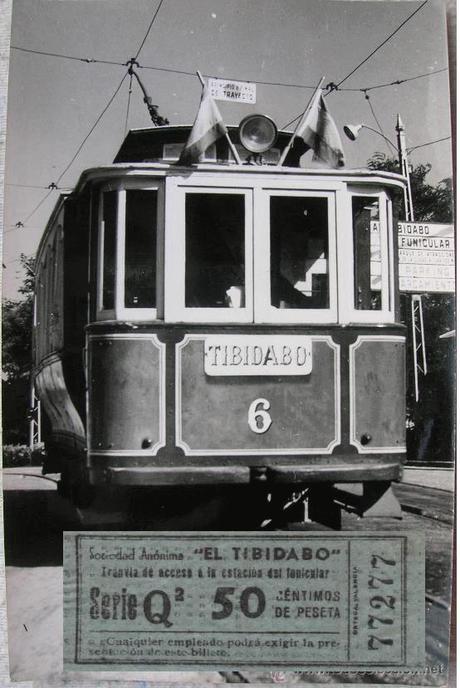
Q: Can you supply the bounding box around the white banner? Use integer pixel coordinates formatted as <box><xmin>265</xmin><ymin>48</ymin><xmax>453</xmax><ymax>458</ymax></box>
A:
<box><xmin>397</xmin><ymin>221</ymin><xmax>455</xmax><ymax>293</ymax></box>
<box><xmin>208</xmin><ymin>78</ymin><xmax>256</xmax><ymax>103</ymax></box>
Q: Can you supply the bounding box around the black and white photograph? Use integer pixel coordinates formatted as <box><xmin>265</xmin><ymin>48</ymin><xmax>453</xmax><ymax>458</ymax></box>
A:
<box><xmin>0</xmin><ymin>0</ymin><xmax>455</xmax><ymax>685</ymax></box>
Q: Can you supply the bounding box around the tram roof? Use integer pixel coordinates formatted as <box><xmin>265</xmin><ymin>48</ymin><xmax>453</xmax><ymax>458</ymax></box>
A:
<box><xmin>49</xmin><ymin>125</ymin><xmax>409</xmax><ymax>205</ymax></box>
<box><xmin>106</xmin><ymin>125</ymin><xmax>405</xmax><ymax>186</ymax></box>
<box><xmin>113</xmin><ymin>124</ymin><xmax>308</xmax><ymax>167</ymax></box>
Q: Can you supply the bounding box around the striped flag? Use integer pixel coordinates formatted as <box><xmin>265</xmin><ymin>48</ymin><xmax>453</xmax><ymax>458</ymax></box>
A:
<box><xmin>178</xmin><ymin>84</ymin><xmax>227</xmax><ymax>165</ymax></box>
<box><xmin>297</xmin><ymin>88</ymin><xmax>345</xmax><ymax>168</ymax></box>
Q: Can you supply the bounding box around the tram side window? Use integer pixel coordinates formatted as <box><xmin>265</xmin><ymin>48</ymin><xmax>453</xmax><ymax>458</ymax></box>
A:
<box><xmin>352</xmin><ymin>197</ymin><xmax>382</xmax><ymax>310</ymax></box>
<box><xmin>270</xmin><ymin>196</ymin><xmax>329</xmax><ymax>309</ymax></box>
<box><xmin>102</xmin><ymin>191</ymin><xmax>117</xmax><ymax>310</ymax></box>
<box><xmin>125</xmin><ymin>190</ymin><xmax>157</xmax><ymax>308</ymax></box>
<box><xmin>185</xmin><ymin>193</ymin><xmax>245</xmax><ymax>308</ymax></box>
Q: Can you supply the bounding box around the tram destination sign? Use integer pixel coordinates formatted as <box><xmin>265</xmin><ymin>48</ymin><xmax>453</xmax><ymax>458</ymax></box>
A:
<box><xmin>208</xmin><ymin>77</ymin><xmax>257</xmax><ymax>103</ymax></box>
<box><xmin>204</xmin><ymin>335</ymin><xmax>312</xmax><ymax>376</ymax></box>
<box><xmin>397</xmin><ymin>222</ymin><xmax>455</xmax><ymax>293</ymax></box>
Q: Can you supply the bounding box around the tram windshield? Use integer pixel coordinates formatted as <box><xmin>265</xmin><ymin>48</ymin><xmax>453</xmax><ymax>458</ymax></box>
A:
<box><xmin>96</xmin><ymin>178</ymin><xmax>395</xmax><ymax>324</ymax></box>
<box><xmin>102</xmin><ymin>191</ymin><xmax>117</xmax><ymax>310</ymax></box>
<box><xmin>270</xmin><ymin>196</ymin><xmax>329</xmax><ymax>309</ymax></box>
<box><xmin>352</xmin><ymin>196</ymin><xmax>383</xmax><ymax>311</ymax></box>
<box><xmin>125</xmin><ymin>189</ymin><xmax>157</xmax><ymax>308</ymax></box>
<box><xmin>185</xmin><ymin>193</ymin><xmax>246</xmax><ymax>308</ymax></box>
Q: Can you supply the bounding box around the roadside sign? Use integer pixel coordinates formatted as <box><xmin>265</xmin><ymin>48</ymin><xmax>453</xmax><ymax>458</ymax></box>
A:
<box><xmin>398</xmin><ymin>222</ymin><xmax>455</xmax><ymax>293</ymax></box>
<box><xmin>208</xmin><ymin>77</ymin><xmax>256</xmax><ymax>103</ymax></box>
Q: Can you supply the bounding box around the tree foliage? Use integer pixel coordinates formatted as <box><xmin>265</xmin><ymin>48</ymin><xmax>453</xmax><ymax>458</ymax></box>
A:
<box><xmin>2</xmin><ymin>254</ymin><xmax>35</xmax><ymax>380</ymax></box>
<box><xmin>368</xmin><ymin>153</ymin><xmax>453</xmax><ymax>223</ymax></box>
<box><xmin>2</xmin><ymin>254</ymin><xmax>35</xmax><ymax>444</ymax></box>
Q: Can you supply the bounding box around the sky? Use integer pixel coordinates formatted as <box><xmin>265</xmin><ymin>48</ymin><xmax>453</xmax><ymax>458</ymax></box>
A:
<box><xmin>1</xmin><ymin>0</ymin><xmax>453</xmax><ymax>299</ymax></box>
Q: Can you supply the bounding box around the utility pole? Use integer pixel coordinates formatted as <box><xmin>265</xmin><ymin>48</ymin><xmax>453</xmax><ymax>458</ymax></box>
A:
<box><xmin>396</xmin><ymin>114</ymin><xmax>426</xmax><ymax>402</ymax></box>
<box><xmin>396</xmin><ymin>114</ymin><xmax>414</xmax><ymax>222</ymax></box>
<box><xmin>28</xmin><ymin>383</ymin><xmax>41</xmax><ymax>451</ymax></box>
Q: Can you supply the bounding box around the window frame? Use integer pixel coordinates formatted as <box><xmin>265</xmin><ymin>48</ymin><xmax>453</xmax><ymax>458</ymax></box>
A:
<box><xmin>96</xmin><ymin>179</ymin><xmax>164</xmax><ymax>321</ymax></box>
<box><xmin>164</xmin><ymin>179</ymin><xmax>254</xmax><ymax>323</ymax></box>
<box><xmin>94</xmin><ymin>173</ymin><xmax>397</xmax><ymax>326</ymax></box>
<box><xmin>343</xmin><ymin>185</ymin><xmax>394</xmax><ymax>324</ymax></box>
<box><xmin>253</xmin><ymin>184</ymin><xmax>340</xmax><ymax>324</ymax></box>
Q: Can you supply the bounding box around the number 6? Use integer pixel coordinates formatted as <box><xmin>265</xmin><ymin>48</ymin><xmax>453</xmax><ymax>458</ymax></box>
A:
<box><xmin>248</xmin><ymin>398</ymin><xmax>272</xmax><ymax>434</ymax></box>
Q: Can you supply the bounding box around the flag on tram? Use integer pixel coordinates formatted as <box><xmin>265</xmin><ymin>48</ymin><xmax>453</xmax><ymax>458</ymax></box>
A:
<box><xmin>296</xmin><ymin>87</ymin><xmax>345</xmax><ymax>168</ymax></box>
<box><xmin>178</xmin><ymin>84</ymin><xmax>227</xmax><ymax>165</ymax></box>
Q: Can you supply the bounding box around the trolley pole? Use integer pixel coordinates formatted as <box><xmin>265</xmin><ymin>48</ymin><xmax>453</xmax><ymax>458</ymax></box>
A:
<box><xmin>396</xmin><ymin>114</ymin><xmax>426</xmax><ymax>401</ymax></box>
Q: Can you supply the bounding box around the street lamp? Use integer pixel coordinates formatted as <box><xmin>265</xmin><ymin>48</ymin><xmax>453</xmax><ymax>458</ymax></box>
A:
<box><xmin>343</xmin><ymin>115</ymin><xmax>414</xmax><ymax>221</ymax></box>
<box><xmin>343</xmin><ymin>123</ymin><xmax>399</xmax><ymax>153</ymax></box>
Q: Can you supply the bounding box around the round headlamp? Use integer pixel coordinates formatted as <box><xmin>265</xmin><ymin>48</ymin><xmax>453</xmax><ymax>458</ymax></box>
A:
<box><xmin>238</xmin><ymin>114</ymin><xmax>278</xmax><ymax>153</ymax></box>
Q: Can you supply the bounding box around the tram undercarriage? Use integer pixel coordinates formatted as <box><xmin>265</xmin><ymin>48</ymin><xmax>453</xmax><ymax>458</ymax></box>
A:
<box><xmin>53</xmin><ymin>457</ymin><xmax>403</xmax><ymax>530</ymax></box>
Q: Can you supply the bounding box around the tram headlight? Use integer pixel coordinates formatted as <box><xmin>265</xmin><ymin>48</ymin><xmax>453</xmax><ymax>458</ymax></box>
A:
<box><xmin>238</xmin><ymin>114</ymin><xmax>278</xmax><ymax>153</ymax></box>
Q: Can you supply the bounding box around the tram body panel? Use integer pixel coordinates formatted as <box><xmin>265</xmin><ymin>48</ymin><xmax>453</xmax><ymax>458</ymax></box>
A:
<box><xmin>176</xmin><ymin>333</ymin><xmax>339</xmax><ymax>454</ymax></box>
<box><xmin>88</xmin><ymin>334</ymin><xmax>165</xmax><ymax>454</ymax></box>
<box><xmin>82</xmin><ymin>323</ymin><xmax>404</xmax><ymax>488</ymax></box>
<box><xmin>350</xmin><ymin>335</ymin><xmax>406</xmax><ymax>453</ymax></box>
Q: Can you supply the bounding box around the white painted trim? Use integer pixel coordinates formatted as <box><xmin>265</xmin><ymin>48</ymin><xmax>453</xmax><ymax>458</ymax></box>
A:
<box><xmin>156</xmin><ymin>183</ymin><xmax>166</xmax><ymax>320</ymax></box>
<box><xmin>115</xmin><ymin>189</ymin><xmax>126</xmax><ymax>318</ymax></box>
<box><xmin>164</xmin><ymin>183</ymin><xmax>254</xmax><ymax>323</ymax></box>
<box><xmin>96</xmin><ymin>182</ymin><xmax>163</xmax><ymax>322</ymax></box>
<box><xmin>387</xmin><ymin>197</ymin><xmax>396</xmax><ymax>314</ymax></box>
<box><xmin>349</xmin><ymin>335</ymin><xmax>406</xmax><ymax>454</ymax></box>
<box><xmin>87</xmin><ymin>333</ymin><xmax>166</xmax><ymax>456</ymax></box>
<box><xmin>335</xmin><ymin>186</ymin><xmax>354</xmax><ymax>324</ymax></box>
<box><xmin>254</xmin><ymin>188</ymin><xmax>339</xmax><ymax>324</ymax></box>
<box><xmin>96</xmin><ymin>195</ymin><xmax>105</xmax><ymax>315</ymax></box>
<box><xmin>96</xmin><ymin>190</ymin><xmax>116</xmax><ymax>320</ymax></box>
<box><xmin>75</xmin><ymin>163</ymin><xmax>407</xmax><ymax>196</ymax></box>
<box><xmin>173</xmin><ymin>176</ymin><xmax>346</xmax><ymax>191</ymax></box>
<box><xmin>175</xmin><ymin>333</ymin><xmax>341</xmax><ymax>455</ymax></box>
<box><xmin>345</xmin><ymin>188</ymin><xmax>395</xmax><ymax>324</ymax></box>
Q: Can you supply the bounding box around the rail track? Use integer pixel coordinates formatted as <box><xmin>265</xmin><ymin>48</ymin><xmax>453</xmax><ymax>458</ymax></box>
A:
<box><xmin>218</xmin><ymin>481</ymin><xmax>453</xmax><ymax>684</ymax></box>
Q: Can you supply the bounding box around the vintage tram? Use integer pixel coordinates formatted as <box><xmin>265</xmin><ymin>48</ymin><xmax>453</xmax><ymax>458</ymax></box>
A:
<box><xmin>33</xmin><ymin>121</ymin><xmax>407</xmax><ymax>527</ymax></box>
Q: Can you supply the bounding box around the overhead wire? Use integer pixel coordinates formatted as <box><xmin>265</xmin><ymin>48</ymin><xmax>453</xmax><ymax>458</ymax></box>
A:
<box><xmin>11</xmin><ymin>46</ymin><xmax>447</xmax><ymax>94</ymax></box>
<box><xmin>7</xmin><ymin>71</ymin><xmax>129</xmax><ymax>230</ymax></box>
<box><xmin>363</xmin><ymin>91</ymin><xmax>394</xmax><ymax>156</ymax></box>
<box><xmin>11</xmin><ymin>45</ymin><xmax>125</xmax><ymax>67</ymax></box>
<box><xmin>282</xmin><ymin>0</ymin><xmax>431</xmax><ymax>129</ymax></box>
<box><xmin>56</xmin><ymin>70</ymin><xmax>129</xmax><ymax>185</ymax></box>
<box><xmin>22</xmin><ymin>189</ymin><xmax>55</xmax><ymax>224</ymax></box>
<box><xmin>408</xmin><ymin>136</ymin><xmax>451</xmax><ymax>153</ymax></box>
<box><xmin>339</xmin><ymin>67</ymin><xmax>448</xmax><ymax>92</ymax></box>
<box><xmin>134</xmin><ymin>0</ymin><xmax>165</xmax><ymax>60</ymax></box>
<box><xmin>6</xmin><ymin>183</ymin><xmax>70</xmax><ymax>190</ymax></box>
<box><xmin>7</xmin><ymin>1</ymin><xmax>167</xmax><ymax>233</ymax></box>
<box><xmin>335</xmin><ymin>0</ymin><xmax>429</xmax><ymax>88</ymax></box>
<box><xmin>6</xmin><ymin>0</ymin><xmax>448</xmax><ymax>234</ymax></box>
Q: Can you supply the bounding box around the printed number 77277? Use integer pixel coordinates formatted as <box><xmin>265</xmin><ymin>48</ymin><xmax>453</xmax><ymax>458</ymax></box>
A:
<box><xmin>368</xmin><ymin>553</ymin><xmax>397</xmax><ymax>650</ymax></box>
